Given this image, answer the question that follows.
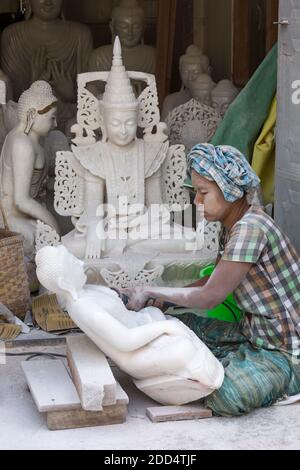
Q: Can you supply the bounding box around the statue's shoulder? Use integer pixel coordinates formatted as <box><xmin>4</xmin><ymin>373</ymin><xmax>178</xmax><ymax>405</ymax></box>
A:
<box><xmin>144</xmin><ymin>141</ymin><xmax>169</xmax><ymax>178</ymax></box>
<box><xmin>72</xmin><ymin>141</ymin><xmax>106</xmax><ymax>179</ymax></box>
<box><xmin>89</xmin><ymin>45</ymin><xmax>113</xmax><ymax>71</ymax></box>
<box><xmin>1</xmin><ymin>21</ymin><xmax>28</xmax><ymax>44</ymax></box>
<box><xmin>65</xmin><ymin>20</ymin><xmax>91</xmax><ymax>35</ymax></box>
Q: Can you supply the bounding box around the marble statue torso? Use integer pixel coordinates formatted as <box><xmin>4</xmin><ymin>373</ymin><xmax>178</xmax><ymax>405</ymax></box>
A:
<box><xmin>72</xmin><ymin>139</ymin><xmax>167</xmax><ymax>211</ymax></box>
<box><xmin>89</xmin><ymin>44</ymin><xmax>156</xmax><ymax>75</ymax></box>
<box><xmin>1</xmin><ymin>19</ymin><xmax>93</xmax><ymax>100</ymax></box>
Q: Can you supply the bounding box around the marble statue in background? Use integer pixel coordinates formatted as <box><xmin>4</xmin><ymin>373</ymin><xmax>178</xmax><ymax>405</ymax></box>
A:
<box><xmin>55</xmin><ymin>38</ymin><xmax>200</xmax><ymax>261</ymax></box>
<box><xmin>89</xmin><ymin>0</ymin><xmax>156</xmax><ymax>75</ymax></box>
<box><xmin>1</xmin><ymin>0</ymin><xmax>93</xmax><ymax>130</ymax></box>
<box><xmin>0</xmin><ymin>81</ymin><xmax>60</xmax><ymax>255</ymax></box>
<box><xmin>36</xmin><ymin>245</ymin><xmax>224</xmax><ymax>406</ymax></box>
<box><xmin>189</xmin><ymin>74</ymin><xmax>216</xmax><ymax>107</ymax></box>
<box><xmin>161</xmin><ymin>45</ymin><xmax>211</xmax><ymax>121</ymax></box>
<box><xmin>211</xmin><ymin>80</ymin><xmax>239</xmax><ymax>117</ymax></box>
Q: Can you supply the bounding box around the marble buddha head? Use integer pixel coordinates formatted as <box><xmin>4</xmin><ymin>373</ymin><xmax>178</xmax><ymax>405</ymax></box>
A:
<box><xmin>179</xmin><ymin>45</ymin><xmax>211</xmax><ymax>90</ymax></box>
<box><xmin>26</xmin><ymin>0</ymin><xmax>64</xmax><ymax>21</ymax></box>
<box><xmin>36</xmin><ymin>245</ymin><xmax>87</xmax><ymax>301</ymax></box>
<box><xmin>189</xmin><ymin>74</ymin><xmax>216</xmax><ymax>107</ymax></box>
<box><xmin>100</xmin><ymin>37</ymin><xmax>139</xmax><ymax>146</ymax></box>
<box><xmin>111</xmin><ymin>0</ymin><xmax>145</xmax><ymax>49</ymax></box>
<box><xmin>18</xmin><ymin>81</ymin><xmax>58</xmax><ymax>136</ymax></box>
<box><xmin>211</xmin><ymin>80</ymin><xmax>239</xmax><ymax>117</ymax></box>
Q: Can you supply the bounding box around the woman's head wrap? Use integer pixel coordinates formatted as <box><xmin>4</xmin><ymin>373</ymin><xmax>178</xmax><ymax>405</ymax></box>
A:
<box><xmin>188</xmin><ymin>143</ymin><xmax>260</xmax><ymax>203</ymax></box>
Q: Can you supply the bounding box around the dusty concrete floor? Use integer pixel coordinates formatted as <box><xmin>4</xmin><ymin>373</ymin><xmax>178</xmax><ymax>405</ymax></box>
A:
<box><xmin>1</xmin><ymin>342</ymin><xmax>300</xmax><ymax>451</ymax></box>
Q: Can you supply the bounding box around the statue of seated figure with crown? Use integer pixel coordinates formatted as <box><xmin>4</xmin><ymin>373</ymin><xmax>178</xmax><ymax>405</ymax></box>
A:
<box><xmin>37</xmin><ymin>38</ymin><xmax>219</xmax><ymax>288</ymax></box>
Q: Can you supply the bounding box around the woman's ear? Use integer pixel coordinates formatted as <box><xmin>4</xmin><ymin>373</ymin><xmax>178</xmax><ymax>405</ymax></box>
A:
<box><xmin>24</xmin><ymin>108</ymin><xmax>37</xmax><ymax>135</ymax></box>
<box><xmin>57</xmin><ymin>277</ymin><xmax>79</xmax><ymax>302</ymax></box>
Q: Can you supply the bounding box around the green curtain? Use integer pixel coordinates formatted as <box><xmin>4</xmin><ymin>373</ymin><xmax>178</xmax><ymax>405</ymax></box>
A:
<box><xmin>211</xmin><ymin>44</ymin><xmax>278</xmax><ymax>162</ymax></box>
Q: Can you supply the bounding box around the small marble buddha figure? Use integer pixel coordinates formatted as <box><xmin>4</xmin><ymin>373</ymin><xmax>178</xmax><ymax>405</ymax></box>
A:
<box><xmin>61</xmin><ymin>39</ymin><xmax>200</xmax><ymax>261</ymax></box>
<box><xmin>189</xmin><ymin>74</ymin><xmax>216</xmax><ymax>107</ymax></box>
<box><xmin>0</xmin><ymin>81</ymin><xmax>60</xmax><ymax>255</ymax></box>
<box><xmin>211</xmin><ymin>80</ymin><xmax>239</xmax><ymax>118</ymax></box>
<box><xmin>89</xmin><ymin>0</ymin><xmax>155</xmax><ymax>76</ymax></box>
<box><xmin>166</xmin><ymin>73</ymin><xmax>220</xmax><ymax>148</ymax></box>
<box><xmin>36</xmin><ymin>245</ymin><xmax>224</xmax><ymax>406</ymax></box>
<box><xmin>1</xmin><ymin>0</ymin><xmax>93</xmax><ymax>129</ymax></box>
<box><xmin>161</xmin><ymin>45</ymin><xmax>211</xmax><ymax>121</ymax></box>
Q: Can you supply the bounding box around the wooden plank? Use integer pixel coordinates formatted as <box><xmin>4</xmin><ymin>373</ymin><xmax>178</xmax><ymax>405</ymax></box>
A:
<box><xmin>22</xmin><ymin>360</ymin><xmax>81</xmax><ymax>412</ymax></box>
<box><xmin>266</xmin><ymin>0</ymin><xmax>279</xmax><ymax>52</ymax></box>
<box><xmin>155</xmin><ymin>0</ymin><xmax>177</xmax><ymax>106</ymax></box>
<box><xmin>67</xmin><ymin>335</ymin><xmax>117</xmax><ymax>411</ymax></box>
<box><xmin>146</xmin><ymin>405</ymin><xmax>212</xmax><ymax>423</ymax></box>
<box><xmin>47</xmin><ymin>404</ymin><xmax>127</xmax><ymax>431</ymax></box>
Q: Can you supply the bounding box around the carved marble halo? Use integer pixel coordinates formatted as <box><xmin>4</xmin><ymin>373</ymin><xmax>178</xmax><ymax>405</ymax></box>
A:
<box><xmin>73</xmin><ymin>37</ymin><xmax>161</xmax><ymax>146</ymax></box>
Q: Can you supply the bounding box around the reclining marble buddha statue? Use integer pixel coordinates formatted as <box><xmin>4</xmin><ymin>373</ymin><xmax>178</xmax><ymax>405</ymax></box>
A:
<box><xmin>0</xmin><ymin>81</ymin><xmax>60</xmax><ymax>255</ymax></box>
<box><xmin>36</xmin><ymin>245</ymin><xmax>224</xmax><ymax>406</ymax></box>
<box><xmin>89</xmin><ymin>0</ymin><xmax>155</xmax><ymax>76</ymax></box>
<box><xmin>53</xmin><ymin>38</ymin><xmax>202</xmax><ymax>262</ymax></box>
<box><xmin>1</xmin><ymin>0</ymin><xmax>93</xmax><ymax>130</ymax></box>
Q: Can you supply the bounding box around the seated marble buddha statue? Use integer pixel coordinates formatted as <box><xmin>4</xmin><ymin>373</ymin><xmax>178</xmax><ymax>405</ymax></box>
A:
<box><xmin>161</xmin><ymin>45</ymin><xmax>211</xmax><ymax>122</ymax></box>
<box><xmin>1</xmin><ymin>0</ymin><xmax>93</xmax><ymax>130</ymax></box>
<box><xmin>89</xmin><ymin>0</ymin><xmax>155</xmax><ymax>76</ymax></box>
<box><xmin>0</xmin><ymin>81</ymin><xmax>59</xmax><ymax>255</ymax></box>
<box><xmin>36</xmin><ymin>245</ymin><xmax>224</xmax><ymax>406</ymax></box>
<box><xmin>60</xmin><ymin>38</ymin><xmax>201</xmax><ymax>261</ymax></box>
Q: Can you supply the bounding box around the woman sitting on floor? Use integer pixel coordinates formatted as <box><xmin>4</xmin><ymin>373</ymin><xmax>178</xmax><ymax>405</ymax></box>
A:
<box><xmin>121</xmin><ymin>143</ymin><xmax>300</xmax><ymax>417</ymax></box>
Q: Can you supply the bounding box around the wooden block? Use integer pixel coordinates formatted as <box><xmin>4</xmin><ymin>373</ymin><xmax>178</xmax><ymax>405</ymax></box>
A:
<box><xmin>67</xmin><ymin>335</ymin><xmax>117</xmax><ymax>411</ymax></box>
<box><xmin>47</xmin><ymin>404</ymin><xmax>127</xmax><ymax>431</ymax></box>
<box><xmin>22</xmin><ymin>360</ymin><xmax>81</xmax><ymax>412</ymax></box>
<box><xmin>146</xmin><ymin>405</ymin><xmax>212</xmax><ymax>423</ymax></box>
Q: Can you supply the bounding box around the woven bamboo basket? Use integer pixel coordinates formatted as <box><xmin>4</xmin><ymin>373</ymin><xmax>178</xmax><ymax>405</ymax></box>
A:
<box><xmin>0</xmin><ymin>200</ymin><xmax>31</xmax><ymax>320</ymax></box>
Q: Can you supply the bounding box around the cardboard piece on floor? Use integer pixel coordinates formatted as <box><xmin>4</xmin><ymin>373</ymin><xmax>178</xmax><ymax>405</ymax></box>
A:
<box><xmin>146</xmin><ymin>405</ymin><xmax>212</xmax><ymax>423</ymax></box>
<box><xmin>32</xmin><ymin>293</ymin><xmax>77</xmax><ymax>332</ymax></box>
<box><xmin>67</xmin><ymin>335</ymin><xmax>118</xmax><ymax>411</ymax></box>
<box><xmin>22</xmin><ymin>359</ymin><xmax>129</xmax><ymax>430</ymax></box>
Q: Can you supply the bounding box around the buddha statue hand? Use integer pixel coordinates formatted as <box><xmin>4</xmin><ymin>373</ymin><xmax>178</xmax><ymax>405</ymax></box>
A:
<box><xmin>31</xmin><ymin>47</ymin><xmax>51</xmax><ymax>83</ymax></box>
<box><xmin>50</xmin><ymin>60</ymin><xmax>76</xmax><ymax>104</ymax></box>
<box><xmin>85</xmin><ymin>220</ymin><xmax>105</xmax><ymax>260</ymax></box>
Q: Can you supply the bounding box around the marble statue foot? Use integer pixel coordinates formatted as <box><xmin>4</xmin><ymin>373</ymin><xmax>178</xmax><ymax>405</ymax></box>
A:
<box><xmin>133</xmin><ymin>374</ymin><xmax>214</xmax><ymax>406</ymax></box>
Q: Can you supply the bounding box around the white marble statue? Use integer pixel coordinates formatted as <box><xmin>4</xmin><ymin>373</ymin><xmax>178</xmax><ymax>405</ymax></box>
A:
<box><xmin>54</xmin><ymin>38</ymin><xmax>202</xmax><ymax>262</ymax></box>
<box><xmin>89</xmin><ymin>0</ymin><xmax>155</xmax><ymax>76</ymax></box>
<box><xmin>211</xmin><ymin>80</ymin><xmax>239</xmax><ymax>118</ymax></box>
<box><xmin>161</xmin><ymin>45</ymin><xmax>211</xmax><ymax>122</ymax></box>
<box><xmin>167</xmin><ymin>99</ymin><xmax>221</xmax><ymax>150</ymax></box>
<box><xmin>166</xmin><ymin>73</ymin><xmax>220</xmax><ymax>149</ymax></box>
<box><xmin>0</xmin><ymin>81</ymin><xmax>59</xmax><ymax>255</ymax></box>
<box><xmin>1</xmin><ymin>0</ymin><xmax>93</xmax><ymax>130</ymax></box>
<box><xmin>36</xmin><ymin>245</ymin><xmax>224</xmax><ymax>406</ymax></box>
<box><xmin>189</xmin><ymin>74</ymin><xmax>216</xmax><ymax>107</ymax></box>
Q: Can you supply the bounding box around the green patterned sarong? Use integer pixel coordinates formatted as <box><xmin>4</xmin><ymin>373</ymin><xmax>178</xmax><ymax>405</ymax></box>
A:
<box><xmin>179</xmin><ymin>314</ymin><xmax>300</xmax><ymax>417</ymax></box>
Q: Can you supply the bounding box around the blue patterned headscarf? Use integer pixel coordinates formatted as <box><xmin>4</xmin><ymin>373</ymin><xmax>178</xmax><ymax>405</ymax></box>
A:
<box><xmin>187</xmin><ymin>144</ymin><xmax>261</xmax><ymax>203</ymax></box>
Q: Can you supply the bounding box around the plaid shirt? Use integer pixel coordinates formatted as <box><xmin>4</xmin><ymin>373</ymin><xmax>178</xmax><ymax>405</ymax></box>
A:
<box><xmin>221</xmin><ymin>206</ymin><xmax>300</xmax><ymax>361</ymax></box>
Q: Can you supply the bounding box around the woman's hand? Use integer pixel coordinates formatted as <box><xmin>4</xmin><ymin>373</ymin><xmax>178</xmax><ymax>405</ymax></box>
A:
<box><xmin>120</xmin><ymin>287</ymin><xmax>150</xmax><ymax>312</ymax></box>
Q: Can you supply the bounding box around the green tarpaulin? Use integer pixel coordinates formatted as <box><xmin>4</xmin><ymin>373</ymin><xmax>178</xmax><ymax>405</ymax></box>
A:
<box><xmin>211</xmin><ymin>44</ymin><xmax>278</xmax><ymax>162</ymax></box>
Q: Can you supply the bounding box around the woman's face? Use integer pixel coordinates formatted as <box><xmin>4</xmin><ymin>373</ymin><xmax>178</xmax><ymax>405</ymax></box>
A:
<box><xmin>30</xmin><ymin>0</ymin><xmax>63</xmax><ymax>22</ymax></box>
<box><xmin>191</xmin><ymin>171</ymin><xmax>232</xmax><ymax>222</ymax></box>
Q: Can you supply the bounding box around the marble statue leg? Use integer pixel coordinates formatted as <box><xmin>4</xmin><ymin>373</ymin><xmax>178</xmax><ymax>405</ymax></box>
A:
<box><xmin>61</xmin><ymin>230</ymin><xmax>86</xmax><ymax>260</ymax></box>
<box><xmin>133</xmin><ymin>375</ymin><xmax>213</xmax><ymax>406</ymax></box>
